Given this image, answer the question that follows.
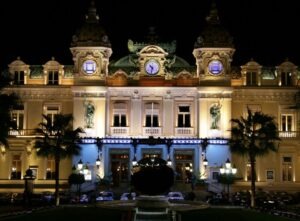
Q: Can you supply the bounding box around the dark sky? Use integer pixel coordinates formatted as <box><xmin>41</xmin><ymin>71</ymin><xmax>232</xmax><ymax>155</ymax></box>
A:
<box><xmin>1</xmin><ymin>0</ymin><xmax>300</xmax><ymax>70</ymax></box>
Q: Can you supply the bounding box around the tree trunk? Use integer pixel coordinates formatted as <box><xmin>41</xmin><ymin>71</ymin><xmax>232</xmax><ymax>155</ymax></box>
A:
<box><xmin>250</xmin><ymin>156</ymin><xmax>256</xmax><ymax>208</ymax></box>
<box><xmin>55</xmin><ymin>156</ymin><xmax>60</xmax><ymax>206</ymax></box>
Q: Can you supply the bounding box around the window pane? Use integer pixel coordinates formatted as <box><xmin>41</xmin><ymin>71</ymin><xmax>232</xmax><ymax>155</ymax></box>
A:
<box><xmin>185</xmin><ymin>114</ymin><xmax>191</xmax><ymax>127</ymax></box>
<box><xmin>19</xmin><ymin>113</ymin><xmax>24</xmax><ymax>129</ymax></box>
<box><xmin>287</xmin><ymin>116</ymin><xmax>292</xmax><ymax>131</ymax></box>
<box><xmin>146</xmin><ymin>115</ymin><xmax>151</xmax><ymax>127</ymax></box>
<box><xmin>282</xmin><ymin>115</ymin><xmax>286</xmax><ymax>131</ymax></box>
<box><xmin>153</xmin><ymin>115</ymin><xmax>159</xmax><ymax>127</ymax></box>
<box><xmin>179</xmin><ymin>106</ymin><xmax>189</xmax><ymax>112</ymax></box>
<box><xmin>178</xmin><ymin>114</ymin><xmax>183</xmax><ymax>127</ymax></box>
<box><xmin>113</xmin><ymin>115</ymin><xmax>119</xmax><ymax>127</ymax></box>
<box><xmin>121</xmin><ymin>115</ymin><xmax>126</xmax><ymax>127</ymax></box>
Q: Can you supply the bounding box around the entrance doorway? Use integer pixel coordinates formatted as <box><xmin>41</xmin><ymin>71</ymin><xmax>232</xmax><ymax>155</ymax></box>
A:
<box><xmin>142</xmin><ymin>148</ymin><xmax>162</xmax><ymax>159</ymax></box>
<box><xmin>174</xmin><ymin>150</ymin><xmax>194</xmax><ymax>183</ymax></box>
<box><xmin>110</xmin><ymin>151</ymin><xmax>129</xmax><ymax>187</ymax></box>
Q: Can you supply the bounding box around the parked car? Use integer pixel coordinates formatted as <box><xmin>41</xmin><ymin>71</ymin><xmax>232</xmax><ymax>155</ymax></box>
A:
<box><xmin>41</xmin><ymin>191</ymin><xmax>54</xmax><ymax>203</ymax></box>
<box><xmin>79</xmin><ymin>194</ymin><xmax>89</xmax><ymax>203</ymax></box>
<box><xmin>120</xmin><ymin>192</ymin><xmax>136</xmax><ymax>200</ymax></box>
<box><xmin>167</xmin><ymin>192</ymin><xmax>184</xmax><ymax>201</ymax></box>
<box><xmin>96</xmin><ymin>191</ymin><xmax>114</xmax><ymax>201</ymax></box>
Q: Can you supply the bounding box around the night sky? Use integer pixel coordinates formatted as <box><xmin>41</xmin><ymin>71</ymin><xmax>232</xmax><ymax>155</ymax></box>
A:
<box><xmin>0</xmin><ymin>0</ymin><xmax>300</xmax><ymax>70</ymax></box>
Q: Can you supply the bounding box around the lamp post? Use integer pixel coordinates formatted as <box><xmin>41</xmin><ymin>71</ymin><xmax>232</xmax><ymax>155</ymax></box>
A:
<box><xmin>166</xmin><ymin>138</ymin><xmax>172</xmax><ymax>167</ymax></box>
<box><xmin>77</xmin><ymin>160</ymin><xmax>92</xmax><ymax>181</ymax></box>
<box><xmin>219</xmin><ymin>158</ymin><xmax>237</xmax><ymax>200</ymax></box>
<box><xmin>96</xmin><ymin>137</ymin><xmax>102</xmax><ymax>169</ymax></box>
<box><xmin>23</xmin><ymin>168</ymin><xmax>36</xmax><ymax>207</ymax></box>
<box><xmin>132</xmin><ymin>138</ymin><xmax>138</xmax><ymax>166</ymax></box>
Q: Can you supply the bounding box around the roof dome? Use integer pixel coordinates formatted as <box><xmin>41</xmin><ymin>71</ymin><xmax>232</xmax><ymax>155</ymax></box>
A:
<box><xmin>71</xmin><ymin>1</ymin><xmax>111</xmax><ymax>47</ymax></box>
<box><xmin>194</xmin><ymin>2</ymin><xmax>233</xmax><ymax>48</ymax></box>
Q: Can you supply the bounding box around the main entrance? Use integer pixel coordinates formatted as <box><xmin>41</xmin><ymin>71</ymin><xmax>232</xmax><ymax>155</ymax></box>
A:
<box><xmin>174</xmin><ymin>150</ymin><xmax>194</xmax><ymax>183</ymax></box>
<box><xmin>110</xmin><ymin>150</ymin><xmax>129</xmax><ymax>187</ymax></box>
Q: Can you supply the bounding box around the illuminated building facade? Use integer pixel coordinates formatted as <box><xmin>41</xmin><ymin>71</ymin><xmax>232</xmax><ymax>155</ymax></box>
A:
<box><xmin>1</xmin><ymin>2</ymin><xmax>299</xmax><ymax>193</ymax></box>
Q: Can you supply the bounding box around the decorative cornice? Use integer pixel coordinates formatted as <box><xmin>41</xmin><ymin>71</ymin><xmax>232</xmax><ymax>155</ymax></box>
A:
<box><xmin>4</xmin><ymin>87</ymin><xmax>73</xmax><ymax>100</ymax></box>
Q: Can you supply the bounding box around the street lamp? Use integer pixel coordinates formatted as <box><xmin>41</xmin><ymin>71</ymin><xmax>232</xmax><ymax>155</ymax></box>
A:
<box><xmin>166</xmin><ymin>138</ymin><xmax>173</xmax><ymax>167</ymax></box>
<box><xmin>23</xmin><ymin>168</ymin><xmax>36</xmax><ymax>207</ymax></box>
<box><xmin>95</xmin><ymin>155</ymin><xmax>101</xmax><ymax>169</ymax></box>
<box><xmin>219</xmin><ymin>158</ymin><xmax>237</xmax><ymax>200</ymax></box>
<box><xmin>77</xmin><ymin>159</ymin><xmax>83</xmax><ymax>170</ymax></box>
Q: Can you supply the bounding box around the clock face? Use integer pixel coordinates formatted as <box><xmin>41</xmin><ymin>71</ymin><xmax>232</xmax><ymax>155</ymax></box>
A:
<box><xmin>208</xmin><ymin>60</ymin><xmax>223</xmax><ymax>75</ymax></box>
<box><xmin>145</xmin><ymin>60</ymin><xmax>160</xmax><ymax>75</ymax></box>
<box><xmin>82</xmin><ymin>60</ymin><xmax>96</xmax><ymax>75</ymax></box>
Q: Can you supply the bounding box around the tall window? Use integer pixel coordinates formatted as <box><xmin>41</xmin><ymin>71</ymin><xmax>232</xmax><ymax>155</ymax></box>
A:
<box><xmin>145</xmin><ymin>102</ymin><xmax>159</xmax><ymax>127</ymax></box>
<box><xmin>177</xmin><ymin>106</ymin><xmax>191</xmax><ymax>127</ymax></box>
<box><xmin>46</xmin><ymin>157</ymin><xmax>55</xmax><ymax>180</ymax></box>
<box><xmin>45</xmin><ymin>105</ymin><xmax>60</xmax><ymax>125</ymax></box>
<box><xmin>11</xmin><ymin>155</ymin><xmax>22</xmax><ymax>179</ymax></box>
<box><xmin>281</xmin><ymin>114</ymin><xmax>293</xmax><ymax>131</ymax></box>
<box><xmin>246</xmin><ymin>163</ymin><xmax>253</xmax><ymax>181</ymax></box>
<box><xmin>282</xmin><ymin>156</ymin><xmax>293</xmax><ymax>181</ymax></box>
<box><xmin>11</xmin><ymin>105</ymin><xmax>24</xmax><ymax>130</ymax></box>
<box><xmin>113</xmin><ymin>114</ymin><xmax>126</xmax><ymax>127</ymax></box>
<box><xmin>281</xmin><ymin>72</ymin><xmax>292</xmax><ymax>86</ymax></box>
<box><xmin>14</xmin><ymin>71</ymin><xmax>24</xmax><ymax>85</ymax></box>
<box><xmin>246</xmin><ymin>72</ymin><xmax>257</xmax><ymax>86</ymax></box>
<box><xmin>48</xmin><ymin>71</ymin><xmax>59</xmax><ymax>85</ymax></box>
<box><xmin>112</xmin><ymin>102</ymin><xmax>127</xmax><ymax>127</ymax></box>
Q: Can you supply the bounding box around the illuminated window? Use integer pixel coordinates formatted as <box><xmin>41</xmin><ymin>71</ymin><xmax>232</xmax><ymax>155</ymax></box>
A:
<box><xmin>14</xmin><ymin>71</ymin><xmax>24</xmax><ymax>85</ymax></box>
<box><xmin>246</xmin><ymin>72</ymin><xmax>257</xmax><ymax>86</ymax></box>
<box><xmin>11</xmin><ymin>155</ymin><xmax>22</xmax><ymax>180</ymax></box>
<box><xmin>142</xmin><ymin>149</ymin><xmax>162</xmax><ymax>159</ymax></box>
<box><xmin>282</xmin><ymin>156</ymin><xmax>293</xmax><ymax>182</ymax></box>
<box><xmin>48</xmin><ymin>71</ymin><xmax>59</xmax><ymax>85</ymax></box>
<box><xmin>112</xmin><ymin>102</ymin><xmax>127</xmax><ymax>127</ymax></box>
<box><xmin>246</xmin><ymin>163</ymin><xmax>254</xmax><ymax>181</ymax></box>
<box><xmin>113</xmin><ymin>114</ymin><xmax>126</xmax><ymax>127</ymax></box>
<box><xmin>281</xmin><ymin>114</ymin><xmax>293</xmax><ymax>131</ymax></box>
<box><xmin>177</xmin><ymin>106</ymin><xmax>191</xmax><ymax>127</ymax></box>
<box><xmin>11</xmin><ymin>105</ymin><xmax>24</xmax><ymax>133</ymax></box>
<box><xmin>145</xmin><ymin>102</ymin><xmax>159</xmax><ymax>127</ymax></box>
<box><xmin>45</xmin><ymin>105</ymin><xmax>60</xmax><ymax>126</ymax></box>
<box><xmin>46</xmin><ymin>157</ymin><xmax>55</xmax><ymax>180</ymax></box>
<box><xmin>281</xmin><ymin>72</ymin><xmax>292</xmax><ymax>86</ymax></box>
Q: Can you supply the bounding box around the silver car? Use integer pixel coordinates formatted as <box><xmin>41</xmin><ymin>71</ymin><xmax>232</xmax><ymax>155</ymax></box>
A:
<box><xmin>96</xmin><ymin>191</ymin><xmax>114</xmax><ymax>201</ymax></box>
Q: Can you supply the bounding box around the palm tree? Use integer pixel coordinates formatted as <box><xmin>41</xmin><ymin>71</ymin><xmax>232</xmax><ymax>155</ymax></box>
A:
<box><xmin>229</xmin><ymin>108</ymin><xmax>280</xmax><ymax>208</ymax></box>
<box><xmin>34</xmin><ymin>114</ymin><xmax>84</xmax><ymax>206</ymax></box>
<box><xmin>0</xmin><ymin>74</ymin><xmax>19</xmax><ymax>148</ymax></box>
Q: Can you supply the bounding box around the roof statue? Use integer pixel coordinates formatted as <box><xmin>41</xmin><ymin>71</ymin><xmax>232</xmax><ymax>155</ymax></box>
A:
<box><xmin>194</xmin><ymin>1</ymin><xmax>233</xmax><ymax>48</ymax></box>
<box><xmin>128</xmin><ymin>27</ymin><xmax>177</xmax><ymax>54</ymax></box>
<box><xmin>71</xmin><ymin>0</ymin><xmax>111</xmax><ymax>47</ymax></box>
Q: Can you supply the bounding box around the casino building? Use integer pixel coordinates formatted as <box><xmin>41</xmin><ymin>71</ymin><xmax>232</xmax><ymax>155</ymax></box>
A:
<box><xmin>1</xmin><ymin>1</ymin><xmax>300</xmax><ymax>193</ymax></box>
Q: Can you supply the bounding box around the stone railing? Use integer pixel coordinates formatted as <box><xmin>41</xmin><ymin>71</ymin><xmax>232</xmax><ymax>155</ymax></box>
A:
<box><xmin>143</xmin><ymin>127</ymin><xmax>162</xmax><ymax>137</ymax></box>
<box><xmin>110</xmin><ymin>127</ymin><xmax>129</xmax><ymax>136</ymax></box>
<box><xmin>8</xmin><ymin>129</ymin><xmax>36</xmax><ymax>136</ymax></box>
<box><xmin>175</xmin><ymin>128</ymin><xmax>194</xmax><ymax>137</ymax></box>
<box><xmin>279</xmin><ymin>131</ymin><xmax>298</xmax><ymax>138</ymax></box>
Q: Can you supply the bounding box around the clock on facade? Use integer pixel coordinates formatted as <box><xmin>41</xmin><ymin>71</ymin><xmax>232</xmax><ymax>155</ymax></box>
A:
<box><xmin>208</xmin><ymin>60</ymin><xmax>223</xmax><ymax>75</ymax></box>
<box><xmin>145</xmin><ymin>59</ymin><xmax>160</xmax><ymax>75</ymax></box>
<box><xmin>82</xmin><ymin>60</ymin><xmax>96</xmax><ymax>74</ymax></box>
